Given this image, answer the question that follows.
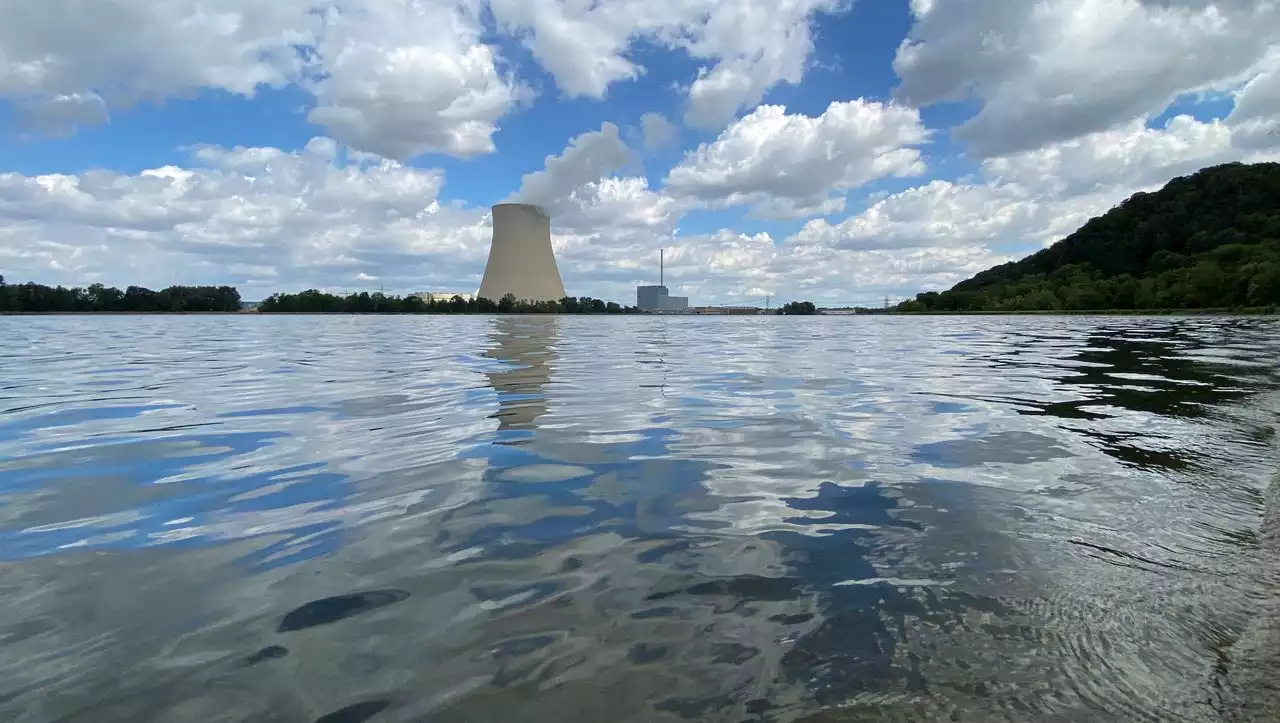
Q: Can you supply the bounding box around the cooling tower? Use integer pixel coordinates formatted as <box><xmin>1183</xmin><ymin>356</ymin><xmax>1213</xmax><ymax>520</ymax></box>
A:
<box><xmin>478</xmin><ymin>203</ymin><xmax>567</xmax><ymax>303</ymax></box>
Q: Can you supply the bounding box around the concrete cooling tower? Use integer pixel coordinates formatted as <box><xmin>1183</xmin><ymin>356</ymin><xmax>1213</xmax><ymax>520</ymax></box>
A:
<box><xmin>478</xmin><ymin>203</ymin><xmax>567</xmax><ymax>303</ymax></box>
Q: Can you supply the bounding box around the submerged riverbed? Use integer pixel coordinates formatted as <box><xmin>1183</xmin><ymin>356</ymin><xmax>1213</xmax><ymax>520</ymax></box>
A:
<box><xmin>1</xmin><ymin>315</ymin><xmax>1277</xmax><ymax>722</ymax></box>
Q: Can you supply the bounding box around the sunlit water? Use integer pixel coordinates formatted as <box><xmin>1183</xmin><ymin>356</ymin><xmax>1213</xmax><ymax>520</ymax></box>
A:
<box><xmin>2</xmin><ymin>315</ymin><xmax>1279</xmax><ymax>722</ymax></box>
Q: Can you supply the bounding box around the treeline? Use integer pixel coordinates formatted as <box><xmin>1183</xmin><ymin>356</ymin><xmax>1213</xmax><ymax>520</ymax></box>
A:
<box><xmin>779</xmin><ymin>301</ymin><xmax>817</xmax><ymax>315</ymax></box>
<box><xmin>898</xmin><ymin>162</ymin><xmax>1280</xmax><ymax>313</ymax></box>
<box><xmin>898</xmin><ymin>250</ymin><xmax>1280</xmax><ymax>312</ymax></box>
<box><xmin>0</xmin><ymin>276</ymin><xmax>242</xmax><ymax>312</ymax></box>
<box><xmin>259</xmin><ymin>290</ymin><xmax>642</xmax><ymax>314</ymax></box>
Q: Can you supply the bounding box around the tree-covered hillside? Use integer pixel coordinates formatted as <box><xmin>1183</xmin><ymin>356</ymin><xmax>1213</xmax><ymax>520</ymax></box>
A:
<box><xmin>899</xmin><ymin>162</ymin><xmax>1280</xmax><ymax>312</ymax></box>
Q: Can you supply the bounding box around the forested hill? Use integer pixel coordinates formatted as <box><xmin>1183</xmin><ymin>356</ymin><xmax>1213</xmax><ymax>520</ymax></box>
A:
<box><xmin>899</xmin><ymin>162</ymin><xmax>1280</xmax><ymax>312</ymax></box>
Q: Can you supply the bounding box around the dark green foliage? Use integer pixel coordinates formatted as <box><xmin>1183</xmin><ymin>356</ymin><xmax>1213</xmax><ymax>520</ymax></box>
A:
<box><xmin>0</xmin><ymin>281</ymin><xmax>241</xmax><ymax>312</ymax></box>
<box><xmin>0</xmin><ymin>279</ymin><xmax>641</xmax><ymax>314</ymax></box>
<box><xmin>780</xmin><ymin>301</ymin><xmax>817</xmax><ymax>315</ymax></box>
<box><xmin>899</xmin><ymin>162</ymin><xmax>1280</xmax><ymax>313</ymax></box>
<box><xmin>258</xmin><ymin>290</ymin><xmax>642</xmax><ymax>314</ymax></box>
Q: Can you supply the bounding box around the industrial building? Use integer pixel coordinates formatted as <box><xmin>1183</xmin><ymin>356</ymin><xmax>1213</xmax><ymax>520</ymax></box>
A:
<box><xmin>478</xmin><ymin>203</ymin><xmax>567</xmax><ymax>302</ymax></box>
<box><xmin>691</xmin><ymin>306</ymin><xmax>761</xmax><ymax>315</ymax></box>
<box><xmin>414</xmin><ymin>291</ymin><xmax>476</xmax><ymax>303</ymax></box>
<box><xmin>637</xmin><ymin>285</ymin><xmax>688</xmax><ymax>312</ymax></box>
<box><xmin>636</xmin><ymin>250</ymin><xmax>689</xmax><ymax>312</ymax></box>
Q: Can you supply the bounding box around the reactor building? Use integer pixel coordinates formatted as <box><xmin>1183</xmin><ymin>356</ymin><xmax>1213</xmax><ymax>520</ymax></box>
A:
<box><xmin>636</xmin><ymin>249</ymin><xmax>688</xmax><ymax>312</ymax></box>
<box><xmin>478</xmin><ymin>203</ymin><xmax>568</xmax><ymax>303</ymax></box>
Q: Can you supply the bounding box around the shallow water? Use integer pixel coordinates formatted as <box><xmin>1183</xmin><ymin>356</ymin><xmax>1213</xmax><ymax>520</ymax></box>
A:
<box><xmin>1</xmin><ymin>315</ymin><xmax>1278</xmax><ymax>722</ymax></box>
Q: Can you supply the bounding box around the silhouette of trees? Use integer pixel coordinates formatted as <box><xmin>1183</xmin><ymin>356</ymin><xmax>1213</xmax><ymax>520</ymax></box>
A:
<box><xmin>257</xmin><ymin>290</ymin><xmax>641</xmax><ymax>314</ymax></box>
<box><xmin>0</xmin><ymin>280</ymin><xmax>645</xmax><ymax>314</ymax></box>
<box><xmin>0</xmin><ymin>281</ymin><xmax>241</xmax><ymax>312</ymax></box>
<box><xmin>780</xmin><ymin>301</ymin><xmax>817</xmax><ymax>315</ymax></box>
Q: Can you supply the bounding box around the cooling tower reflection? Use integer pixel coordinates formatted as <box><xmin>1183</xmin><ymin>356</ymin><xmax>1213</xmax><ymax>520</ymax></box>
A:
<box><xmin>482</xmin><ymin>316</ymin><xmax>559</xmax><ymax>433</ymax></box>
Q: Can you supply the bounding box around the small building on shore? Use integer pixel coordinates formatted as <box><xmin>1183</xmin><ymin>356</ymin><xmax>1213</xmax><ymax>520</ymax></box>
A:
<box><xmin>691</xmin><ymin>306</ymin><xmax>761</xmax><ymax>315</ymax></box>
<box><xmin>414</xmin><ymin>291</ymin><xmax>477</xmax><ymax>303</ymax></box>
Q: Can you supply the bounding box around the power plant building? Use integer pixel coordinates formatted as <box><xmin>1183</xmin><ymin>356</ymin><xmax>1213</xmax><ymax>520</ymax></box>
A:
<box><xmin>636</xmin><ymin>249</ymin><xmax>688</xmax><ymax>312</ymax></box>
<box><xmin>637</xmin><ymin>285</ymin><xmax>664</xmax><ymax>310</ymax></box>
<box><xmin>478</xmin><ymin>203</ymin><xmax>567</xmax><ymax>302</ymax></box>
<box><xmin>637</xmin><ymin>285</ymin><xmax>688</xmax><ymax>312</ymax></box>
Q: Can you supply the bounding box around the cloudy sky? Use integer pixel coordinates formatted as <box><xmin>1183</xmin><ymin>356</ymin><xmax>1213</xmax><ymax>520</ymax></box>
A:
<box><xmin>2</xmin><ymin>0</ymin><xmax>1279</xmax><ymax>305</ymax></box>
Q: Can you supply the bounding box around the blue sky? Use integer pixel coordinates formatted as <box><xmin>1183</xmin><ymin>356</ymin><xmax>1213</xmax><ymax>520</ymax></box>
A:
<box><xmin>1</xmin><ymin>0</ymin><xmax>1278</xmax><ymax>305</ymax></box>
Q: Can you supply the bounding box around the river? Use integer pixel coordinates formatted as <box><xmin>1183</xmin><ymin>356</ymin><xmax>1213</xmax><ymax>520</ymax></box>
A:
<box><xmin>1</xmin><ymin>315</ymin><xmax>1278</xmax><ymax>722</ymax></box>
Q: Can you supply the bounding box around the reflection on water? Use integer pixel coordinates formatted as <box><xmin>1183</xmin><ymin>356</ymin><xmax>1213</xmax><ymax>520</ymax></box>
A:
<box><xmin>0</xmin><ymin>315</ymin><xmax>1278</xmax><ymax>722</ymax></box>
<box><xmin>277</xmin><ymin>590</ymin><xmax>412</xmax><ymax>633</ymax></box>
<box><xmin>484</xmin><ymin>316</ymin><xmax>558</xmax><ymax>433</ymax></box>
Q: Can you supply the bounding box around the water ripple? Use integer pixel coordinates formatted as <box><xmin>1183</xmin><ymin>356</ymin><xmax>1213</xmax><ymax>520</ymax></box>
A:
<box><xmin>0</xmin><ymin>314</ymin><xmax>1278</xmax><ymax>722</ymax></box>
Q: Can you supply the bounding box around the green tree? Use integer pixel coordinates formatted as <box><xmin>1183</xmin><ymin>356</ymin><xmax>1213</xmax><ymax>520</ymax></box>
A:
<box><xmin>1187</xmin><ymin>261</ymin><xmax>1227</xmax><ymax>307</ymax></box>
<box><xmin>781</xmin><ymin>301</ymin><xmax>817</xmax><ymax>315</ymax></box>
<box><xmin>1247</xmin><ymin>263</ymin><xmax>1280</xmax><ymax>306</ymax></box>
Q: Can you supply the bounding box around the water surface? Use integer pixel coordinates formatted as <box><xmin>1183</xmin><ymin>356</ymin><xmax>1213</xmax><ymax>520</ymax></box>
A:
<box><xmin>1</xmin><ymin>315</ymin><xmax>1278</xmax><ymax>722</ymax></box>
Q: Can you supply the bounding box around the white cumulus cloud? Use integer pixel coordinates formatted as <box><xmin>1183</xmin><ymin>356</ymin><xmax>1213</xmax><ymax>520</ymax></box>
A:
<box><xmin>0</xmin><ymin>0</ymin><xmax>527</xmax><ymax>160</ymax></box>
<box><xmin>640</xmin><ymin>112</ymin><xmax>679</xmax><ymax>151</ymax></box>
<box><xmin>0</xmin><ymin>138</ymin><xmax>490</xmax><ymax>296</ymax></box>
<box><xmin>894</xmin><ymin>0</ymin><xmax>1280</xmax><ymax>156</ymax></box>
<box><xmin>792</xmin><ymin>115</ymin><xmax>1280</xmax><ymax>269</ymax></box>
<box><xmin>665</xmin><ymin>100</ymin><xmax>929</xmax><ymax>218</ymax></box>
<box><xmin>508</xmin><ymin>122</ymin><xmax>635</xmax><ymax>211</ymax></box>
<box><xmin>0</xmin><ymin>0</ymin><xmax>316</xmax><ymax>129</ymax></box>
<box><xmin>306</xmin><ymin>0</ymin><xmax>531</xmax><ymax>160</ymax></box>
<box><xmin>486</xmin><ymin>0</ymin><xmax>848</xmax><ymax>128</ymax></box>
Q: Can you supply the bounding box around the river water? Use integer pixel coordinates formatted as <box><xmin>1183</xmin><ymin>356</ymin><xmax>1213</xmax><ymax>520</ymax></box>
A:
<box><xmin>1</xmin><ymin>315</ymin><xmax>1278</xmax><ymax>722</ymax></box>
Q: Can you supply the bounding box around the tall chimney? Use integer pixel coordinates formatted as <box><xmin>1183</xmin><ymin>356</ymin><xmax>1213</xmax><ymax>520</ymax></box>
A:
<box><xmin>660</xmin><ymin>248</ymin><xmax>664</xmax><ymax>287</ymax></box>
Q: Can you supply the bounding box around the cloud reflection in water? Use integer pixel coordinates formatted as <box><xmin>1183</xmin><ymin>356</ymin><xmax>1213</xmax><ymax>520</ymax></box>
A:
<box><xmin>0</xmin><ymin>315</ymin><xmax>1276</xmax><ymax>721</ymax></box>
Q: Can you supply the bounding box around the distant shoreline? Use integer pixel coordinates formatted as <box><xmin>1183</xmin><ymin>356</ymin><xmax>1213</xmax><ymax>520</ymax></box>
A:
<box><xmin>2</xmin><ymin>311</ymin><xmax>252</xmax><ymax>316</ymax></box>
<box><xmin>2</xmin><ymin>311</ymin><xmax>258</xmax><ymax>316</ymax></box>
<box><xmin>3</xmin><ymin>309</ymin><xmax>1277</xmax><ymax>317</ymax></box>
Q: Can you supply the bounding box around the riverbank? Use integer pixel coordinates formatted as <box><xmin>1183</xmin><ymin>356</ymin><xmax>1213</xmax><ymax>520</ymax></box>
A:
<box><xmin>892</xmin><ymin>306</ymin><xmax>1278</xmax><ymax>316</ymax></box>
